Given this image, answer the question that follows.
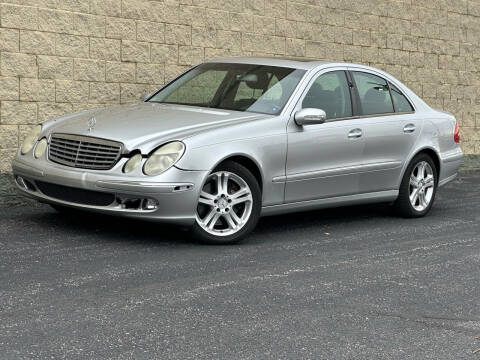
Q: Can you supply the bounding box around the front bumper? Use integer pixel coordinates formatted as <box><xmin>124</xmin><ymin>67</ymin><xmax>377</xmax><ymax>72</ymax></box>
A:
<box><xmin>12</xmin><ymin>156</ymin><xmax>208</xmax><ymax>225</ymax></box>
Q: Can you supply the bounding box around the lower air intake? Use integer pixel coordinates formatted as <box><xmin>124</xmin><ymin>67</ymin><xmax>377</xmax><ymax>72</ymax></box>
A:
<box><xmin>35</xmin><ymin>181</ymin><xmax>115</xmax><ymax>206</ymax></box>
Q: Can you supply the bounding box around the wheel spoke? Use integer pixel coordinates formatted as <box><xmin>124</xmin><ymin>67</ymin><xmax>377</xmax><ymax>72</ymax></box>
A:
<box><xmin>216</xmin><ymin>172</ymin><xmax>229</xmax><ymax>195</ymax></box>
<box><xmin>410</xmin><ymin>188</ymin><xmax>419</xmax><ymax>204</ymax></box>
<box><xmin>202</xmin><ymin>208</ymin><xmax>216</xmax><ymax>225</ymax></box>
<box><xmin>223</xmin><ymin>213</ymin><xmax>237</xmax><ymax>230</ymax></box>
<box><xmin>199</xmin><ymin>191</ymin><xmax>216</xmax><ymax>206</ymax></box>
<box><xmin>410</xmin><ymin>174</ymin><xmax>419</xmax><ymax>187</ymax></box>
<box><xmin>230</xmin><ymin>209</ymin><xmax>242</xmax><ymax>224</ymax></box>
<box><xmin>222</xmin><ymin>173</ymin><xmax>229</xmax><ymax>194</ymax></box>
<box><xmin>230</xmin><ymin>187</ymin><xmax>252</xmax><ymax>205</ymax></box>
<box><xmin>419</xmin><ymin>191</ymin><xmax>427</xmax><ymax>208</ymax></box>
<box><xmin>232</xmin><ymin>195</ymin><xmax>252</xmax><ymax>206</ymax></box>
<box><xmin>417</xmin><ymin>162</ymin><xmax>426</xmax><ymax>180</ymax></box>
<box><xmin>231</xmin><ymin>187</ymin><xmax>249</xmax><ymax>198</ymax></box>
<box><xmin>424</xmin><ymin>176</ymin><xmax>434</xmax><ymax>188</ymax></box>
<box><xmin>215</xmin><ymin>173</ymin><xmax>223</xmax><ymax>194</ymax></box>
<box><xmin>207</xmin><ymin>213</ymin><xmax>221</xmax><ymax>230</ymax></box>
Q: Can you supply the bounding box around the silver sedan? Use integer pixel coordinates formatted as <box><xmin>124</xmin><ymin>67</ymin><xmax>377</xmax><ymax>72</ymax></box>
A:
<box><xmin>13</xmin><ymin>57</ymin><xmax>463</xmax><ymax>244</ymax></box>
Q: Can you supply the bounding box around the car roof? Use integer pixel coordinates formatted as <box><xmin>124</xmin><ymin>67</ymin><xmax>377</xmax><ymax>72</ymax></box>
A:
<box><xmin>203</xmin><ymin>56</ymin><xmax>357</xmax><ymax>70</ymax></box>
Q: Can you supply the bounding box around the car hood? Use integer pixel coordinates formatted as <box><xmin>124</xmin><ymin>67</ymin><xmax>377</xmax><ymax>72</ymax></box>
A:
<box><xmin>48</xmin><ymin>102</ymin><xmax>266</xmax><ymax>151</ymax></box>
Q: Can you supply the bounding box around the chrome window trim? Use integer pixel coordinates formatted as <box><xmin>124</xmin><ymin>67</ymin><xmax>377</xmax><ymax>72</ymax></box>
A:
<box><xmin>322</xmin><ymin>111</ymin><xmax>416</xmax><ymax>124</ymax></box>
<box><xmin>346</xmin><ymin>66</ymin><xmax>417</xmax><ymax>113</ymax></box>
<box><xmin>288</xmin><ymin>66</ymin><xmax>417</xmax><ymax>126</ymax></box>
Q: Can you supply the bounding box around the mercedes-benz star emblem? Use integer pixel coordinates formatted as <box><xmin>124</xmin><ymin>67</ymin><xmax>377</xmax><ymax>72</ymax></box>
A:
<box><xmin>87</xmin><ymin>117</ymin><xmax>96</xmax><ymax>132</ymax></box>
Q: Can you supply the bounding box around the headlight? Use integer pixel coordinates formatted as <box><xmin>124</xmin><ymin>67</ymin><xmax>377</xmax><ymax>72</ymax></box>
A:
<box><xmin>34</xmin><ymin>138</ymin><xmax>48</xmax><ymax>159</ymax></box>
<box><xmin>21</xmin><ymin>125</ymin><xmax>42</xmax><ymax>155</ymax></box>
<box><xmin>143</xmin><ymin>142</ymin><xmax>185</xmax><ymax>176</ymax></box>
<box><xmin>123</xmin><ymin>153</ymin><xmax>143</xmax><ymax>173</ymax></box>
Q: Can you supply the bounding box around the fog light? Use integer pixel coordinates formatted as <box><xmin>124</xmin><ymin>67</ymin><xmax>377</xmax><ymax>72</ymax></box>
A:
<box><xmin>16</xmin><ymin>176</ymin><xmax>27</xmax><ymax>190</ymax></box>
<box><xmin>142</xmin><ymin>198</ymin><xmax>158</xmax><ymax>210</ymax></box>
<box><xmin>34</xmin><ymin>138</ymin><xmax>48</xmax><ymax>159</ymax></box>
<box><xmin>116</xmin><ymin>196</ymin><xmax>158</xmax><ymax>211</ymax></box>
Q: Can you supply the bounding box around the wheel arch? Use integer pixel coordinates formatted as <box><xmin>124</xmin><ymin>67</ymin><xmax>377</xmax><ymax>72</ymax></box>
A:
<box><xmin>401</xmin><ymin>146</ymin><xmax>441</xmax><ymax>185</ymax></box>
<box><xmin>213</xmin><ymin>154</ymin><xmax>264</xmax><ymax>193</ymax></box>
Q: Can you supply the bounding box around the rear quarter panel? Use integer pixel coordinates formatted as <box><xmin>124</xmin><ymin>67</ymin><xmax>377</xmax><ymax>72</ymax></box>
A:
<box><xmin>399</xmin><ymin>109</ymin><xmax>461</xmax><ymax>187</ymax></box>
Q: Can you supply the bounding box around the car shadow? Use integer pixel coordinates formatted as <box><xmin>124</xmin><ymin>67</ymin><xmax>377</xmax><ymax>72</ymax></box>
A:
<box><xmin>30</xmin><ymin>202</ymin><xmax>396</xmax><ymax>246</ymax></box>
<box><xmin>254</xmin><ymin>203</ymin><xmax>395</xmax><ymax>235</ymax></box>
<box><xmin>32</xmin><ymin>206</ymin><xmax>192</xmax><ymax>246</ymax></box>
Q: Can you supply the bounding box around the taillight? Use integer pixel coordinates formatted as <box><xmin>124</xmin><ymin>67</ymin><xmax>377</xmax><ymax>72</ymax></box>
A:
<box><xmin>454</xmin><ymin>121</ymin><xmax>460</xmax><ymax>143</ymax></box>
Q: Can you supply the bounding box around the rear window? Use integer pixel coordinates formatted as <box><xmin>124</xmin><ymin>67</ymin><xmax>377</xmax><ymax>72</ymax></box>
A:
<box><xmin>390</xmin><ymin>83</ymin><xmax>414</xmax><ymax>113</ymax></box>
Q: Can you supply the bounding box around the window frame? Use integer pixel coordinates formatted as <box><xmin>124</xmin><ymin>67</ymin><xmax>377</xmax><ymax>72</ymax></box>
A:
<box><xmin>348</xmin><ymin>70</ymin><xmax>416</xmax><ymax>118</ymax></box>
<box><xmin>147</xmin><ymin>62</ymin><xmax>307</xmax><ymax>115</ymax></box>
<box><xmin>298</xmin><ymin>69</ymin><xmax>356</xmax><ymax>122</ymax></box>
<box><xmin>293</xmin><ymin>67</ymin><xmax>416</xmax><ymax>125</ymax></box>
<box><xmin>388</xmin><ymin>80</ymin><xmax>415</xmax><ymax>114</ymax></box>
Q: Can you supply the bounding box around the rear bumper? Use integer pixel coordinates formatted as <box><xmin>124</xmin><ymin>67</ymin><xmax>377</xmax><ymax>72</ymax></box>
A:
<box><xmin>439</xmin><ymin>147</ymin><xmax>463</xmax><ymax>187</ymax></box>
<box><xmin>12</xmin><ymin>157</ymin><xmax>208</xmax><ymax>225</ymax></box>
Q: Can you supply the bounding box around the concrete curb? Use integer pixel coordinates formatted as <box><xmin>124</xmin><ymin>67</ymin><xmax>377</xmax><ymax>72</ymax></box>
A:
<box><xmin>1</xmin><ymin>155</ymin><xmax>479</xmax><ymax>207</ymax></box>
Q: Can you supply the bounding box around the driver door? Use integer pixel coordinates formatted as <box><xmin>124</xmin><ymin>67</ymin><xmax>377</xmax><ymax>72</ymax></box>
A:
<box><xmin>285</xmin><ymin>69</ymin><xmax>366</xmax><ymax>203</ymax></box>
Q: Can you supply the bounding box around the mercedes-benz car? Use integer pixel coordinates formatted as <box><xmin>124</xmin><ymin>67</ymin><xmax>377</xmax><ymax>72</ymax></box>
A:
<box><xmin>12</xmin><ymin>57</ymin><xmax>463</xmax><ymax>244</ymax></box>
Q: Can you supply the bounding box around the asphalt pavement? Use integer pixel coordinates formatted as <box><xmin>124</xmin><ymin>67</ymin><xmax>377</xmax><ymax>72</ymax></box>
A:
<box><xmin>0</xmin><ymin>173</ymin><xmax>479</xmax><ymax>359</ymax></box>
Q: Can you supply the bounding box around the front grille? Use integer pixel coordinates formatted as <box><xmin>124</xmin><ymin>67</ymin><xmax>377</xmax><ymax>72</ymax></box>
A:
<box><xmin>36</xmin><ymin>181</ymin><xmax>115</xmax><ymax>206</ymax></box>
<box><xmin>48</xmin><ymin>133</ymin><xmax>123</xmax><ymax>170</ymax></box>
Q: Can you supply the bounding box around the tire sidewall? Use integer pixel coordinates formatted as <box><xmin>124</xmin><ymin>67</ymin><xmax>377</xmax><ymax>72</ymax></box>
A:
<box><xmin>191</xmin><ymin>161</ymin><xmax>262</xmax><ymax>244</ymax></box>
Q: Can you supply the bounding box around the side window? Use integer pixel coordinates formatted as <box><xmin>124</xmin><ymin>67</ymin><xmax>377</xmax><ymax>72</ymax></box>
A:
<box><xmin>352</xmin><ymin>72</ymin><xmax>394</xmax><ymax>116</ymax></box>
<box><xmin>390</xmin><ymin>83</ymin><xmax>414</xmax><ymax>113</ymax></box>
<box><xmin>302</xmin><ymin>71</ymin><xmax>352</xmax><ymax>120</ymax></box>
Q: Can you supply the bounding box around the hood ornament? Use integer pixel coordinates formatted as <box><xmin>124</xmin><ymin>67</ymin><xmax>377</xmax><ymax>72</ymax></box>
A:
<box><xmin>87</xmin><ymin>117</ymin><xmax>96</xmax><ymax>132</ymax></box>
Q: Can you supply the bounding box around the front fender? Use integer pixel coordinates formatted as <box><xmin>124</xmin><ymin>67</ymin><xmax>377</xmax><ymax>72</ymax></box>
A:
<box><xmin>176</xmin><ymin>135</ymin><xmax>287</xmax><ymax>206</ymax></box>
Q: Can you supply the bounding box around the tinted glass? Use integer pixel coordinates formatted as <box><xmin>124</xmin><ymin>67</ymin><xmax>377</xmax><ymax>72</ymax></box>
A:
<box><xmin>352</xmin><ymin>72</ymin><xmax>394</xmax><ymax>115</ymax></box>
<box><xmin>148</xmin><ymin>63</ymin><xmax>306</xmax><ymax>115</ymax></box>
<box><xmin>302</xmin><ymin>71</ymin><xmax>352</xmax><ymax>119</ymax></box>
<box><xmin>390</xmin><ymin>83</ymin><xmax>414</xmax><ymax>112</ymax></box>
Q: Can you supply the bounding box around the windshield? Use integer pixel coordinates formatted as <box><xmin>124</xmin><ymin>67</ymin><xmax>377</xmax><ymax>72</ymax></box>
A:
<box><xmin>148</xmin><ymin>63</ymin><xmax>306</xmax><ymax>115</ymax></box>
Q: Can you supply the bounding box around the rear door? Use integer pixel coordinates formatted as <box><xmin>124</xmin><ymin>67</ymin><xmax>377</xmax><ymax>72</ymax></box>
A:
<box><xmin>348</xmin><ymin>70</ymin><xmax>421</xmax><ymax>192</ymax></box>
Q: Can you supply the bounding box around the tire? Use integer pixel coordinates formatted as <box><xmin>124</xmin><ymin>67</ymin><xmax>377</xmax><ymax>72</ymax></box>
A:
<box><xmin>191</xmin><ymin>161</ymin><xmax>262</xmax><ymax>245</ymax></box>
<box><xmin>394</xmin><ymin>153</ymin><xmax>438</xmax><ymax>218</ymax></box>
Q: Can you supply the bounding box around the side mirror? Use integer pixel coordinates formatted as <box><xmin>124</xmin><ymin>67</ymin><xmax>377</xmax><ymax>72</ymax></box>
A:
<box><xmin>294</xmin><ymin>108</ymin><xmax>327</xmax><ymax>126</ymax></box>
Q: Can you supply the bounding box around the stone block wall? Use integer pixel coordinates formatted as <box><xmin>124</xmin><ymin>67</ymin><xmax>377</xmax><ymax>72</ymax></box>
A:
<box><xmin>0</xmin><ymin>0</ymin><xmax>479</xmax><ymax>204</ymax></box>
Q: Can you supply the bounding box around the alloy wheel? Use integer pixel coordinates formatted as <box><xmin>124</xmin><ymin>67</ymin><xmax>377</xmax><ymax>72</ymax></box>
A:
<box><xmin>409</xmin><ymin>161</ymin><xmax>435</xmax><ymax>212</ymax></box>
<box><xmin>195</xmin><ymin>171</ymin><xmax>253</xmax><ymax>236</ymax></box>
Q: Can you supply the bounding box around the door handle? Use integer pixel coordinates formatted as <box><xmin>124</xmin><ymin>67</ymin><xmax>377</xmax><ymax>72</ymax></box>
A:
<box><xmin>403</xmin><ymin>123</ymin><xmax>416</xmax><ymax>133</ymax></box>
<box><xmin>348</xmin><ymin>128</ymin><xmax>362</xmax><ymax>139</ymax></box>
